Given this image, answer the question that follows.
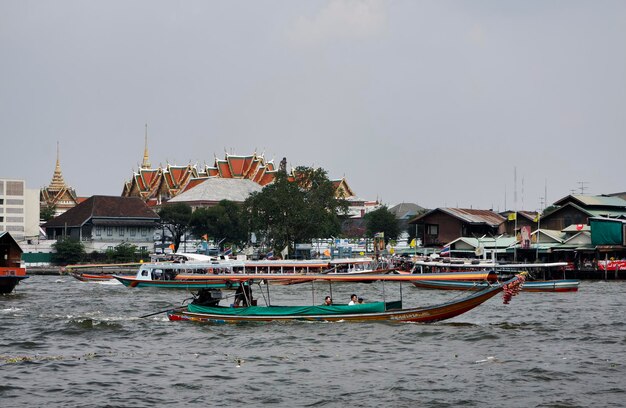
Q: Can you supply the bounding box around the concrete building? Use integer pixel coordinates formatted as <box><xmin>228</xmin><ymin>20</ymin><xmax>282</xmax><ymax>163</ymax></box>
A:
<box><xmin>0</xmin><ymin>179</ymin><xmax>40</xmax><ymax>242</ymax></box>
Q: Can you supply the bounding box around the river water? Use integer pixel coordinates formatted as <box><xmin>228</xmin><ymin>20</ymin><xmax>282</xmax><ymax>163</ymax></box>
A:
<box><xmin>1</xmin><ymin>276</ymin><xmax>625</xmax><ymax>407</ymax></box>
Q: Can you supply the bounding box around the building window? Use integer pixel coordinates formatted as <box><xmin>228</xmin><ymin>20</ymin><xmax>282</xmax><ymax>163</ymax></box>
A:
<box><xmin>95</xmin><ymin>226</ymin><xmax>101</xmax><ymax>236</ymax></box>
<box><xmin>6</xmin><ymin>208</ymin><xmax>23</xmax><ymax>214</ymax></box>
<box><xmin>141</xmin><ymin>227</ymin><xmax>147</xmax><ymax>237</ymax></box>
<box><xmin>6</xmin><ymin>199</ymin><xmax>24</xmax><ymax>205</ymax></box>
<box><xmin>427</xmin><ymin>224</ymin><xmax>439</xmax><ymax>235</ymax></box>
<box><xmin>6</xmin><ymin>217</ymin><xmax>23</xmax><ymax>223</ymax></box>
<box><xmin>120</xmin><ymin>227</ymin><xmax>125</xmax><ymax>237</ymax></box>
<box><xmin>0</xmin><ymin>181</ymin><xmax>4</xmax><ymax>194</ymax></box>
<box><xmin>6</xmin><ymin>225</ymin><xmax>24</xmax><ymax>232</ymax></box>
<box><xmin>0</xmin><ymin>216</ymin><xmax>3</xmax><ymax>222</ymax></box>
<box><xmin>130</xmin><ymin>227</ymin><xmax>136</xmax><ymax>237</ymax></box>
<box><xmin>107</xmin><ymin>246</ymin><xmax>113</xmax><ymax>251</ymax></box>
<box><xmin>107</xmin><ymin>227</ymin><xmax>113</xmax><ymax>236</ymax></box>
<box><xmin>6</xmin><ymin>181</ymin><xmax>24</xmax><ymax>196</ymax></box>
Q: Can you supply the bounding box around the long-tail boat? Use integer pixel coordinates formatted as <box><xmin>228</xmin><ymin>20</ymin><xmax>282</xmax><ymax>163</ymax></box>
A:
<box><xmin>165</xmin><ymin>271</ymin><xmax>523</xmax><ymax>324</ymax></box>
<box><xmin>411</xmin><ymin>278</ymin><xmax>579</xmax><ymax>292</ymax></box>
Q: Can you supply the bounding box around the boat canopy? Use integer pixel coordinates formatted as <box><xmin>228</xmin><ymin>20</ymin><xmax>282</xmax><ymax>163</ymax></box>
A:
<box><xmin>187</xmin><ymin>301</ymin><xmax>403</xmax><ymax>316</ymax></box>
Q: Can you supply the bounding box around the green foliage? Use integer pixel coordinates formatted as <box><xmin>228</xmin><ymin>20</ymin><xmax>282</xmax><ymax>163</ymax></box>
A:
<box><xmin>158</xmin><ymin>202</ymin><xmax>192</xmax><ymax>252</ymax></box>
<box><xmin>364</xmin><ymin>206</ymin><xmax>400</xmax><ymax>244</ymax></box>
<box><xmin>189</xmin><ymin>200</ymin><xmax>247</xmax><ymax>247</ymax></box>
<box><xmin>51</xmin><ymin>238</ymin><xmax>85</xmax><ymax>265</ymax></box>
<box><xmin>40</xmin><ymin>205</ymin><xmax>56</xmax><ymax>222</ymax></box>
<box><xmin>106</xmin><ymin>242</ymin><xmax>140</xmax><ymax>263</ymax></box>
<box><xmin>542</xmin><ymin>205</ymin><xmax>558</xmax><ymax>217</ymax></box>
<box><xmin>243</xmin><ymin>166</ymin><xmax>348</xmax><ymax>256</ymax></box>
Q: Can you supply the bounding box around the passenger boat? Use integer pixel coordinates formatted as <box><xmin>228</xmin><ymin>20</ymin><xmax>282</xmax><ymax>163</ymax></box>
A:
<box><xmin>114</xmin><ymin>260</ymin><xmax>247</xmax><ymax>289</ymax></box>
<box><xmin>116</xmin><ymin>257</ymin><xmax>401</xmax><ymax>289</ymax></box>
<box><xmin>412</xmin><ymin>278</ymin><xmax>579</xmax><ymax>292</ymax></box>
<box><xmin>165</xmin><ymin>271</ymin><xmax>521</xmax><ymax>324</ymax></box>
<box><xmin>326</xmin><ymin>257</ymin><xmax>396</xmax><ymax>275</ymax></box>
<box><xmin>0</xmin><ymin>267</ymin><xmax>29</xmax><ymax>294</ymax></box>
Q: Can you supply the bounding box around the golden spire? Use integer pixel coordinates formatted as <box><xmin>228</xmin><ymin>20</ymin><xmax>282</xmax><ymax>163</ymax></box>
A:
<box><xmin>141</xmin><ymin>123</ymin><xmax>151</xmax><ymax>169</ymax></box>
<box><xmin>49</xmin><ymin>141</ymin><xmax>67</xmax><ymax>191</ymax></box>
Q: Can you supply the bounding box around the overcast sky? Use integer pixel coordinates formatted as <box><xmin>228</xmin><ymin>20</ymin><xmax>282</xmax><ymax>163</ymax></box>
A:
<box><xmin>1</xmin><ymin>1</ymin><xmax>624</xmax><ymax>211</ymax></box>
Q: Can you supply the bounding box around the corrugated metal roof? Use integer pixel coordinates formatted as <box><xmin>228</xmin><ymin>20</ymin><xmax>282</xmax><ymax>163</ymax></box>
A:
<box><xmin>587</xmin><ymin>209</ymin><xmax>626</xmax><ymax>218</ymax></box>
<box><xmin>562</xmin><ymin>224</ymin><xmax>591</xmax><ymax>232</ymax></box>
<box><xmin>557</xmin><ymin>194</ymin><xmax>626</xmax><ymax>207</ymax></box>
<box><xmin>449</xmin><ymin>236</ymin><xmax>517</xmax><ymax>249</ymax></box>
<box><xmin>440</xmin><ymin>208</ymin><xmax>506</xmax><ymax>226</ymax></box>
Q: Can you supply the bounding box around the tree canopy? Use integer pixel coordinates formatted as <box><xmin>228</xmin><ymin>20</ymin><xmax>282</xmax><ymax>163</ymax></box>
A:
<box><xmin>243</xmin><ymin>166</ymin><xmax>348</xmax><ymax>257</ymax></box>
<box><xmin>40</xmin><ymin>205</ymin><xmax>56</xmax><ymax>222</ymax></box>
<box><xmin>158</xmin><ymin>202</ymin><xmax>192</xmax><ymax>252</ymax></box>
<box><xmin>364</xmin><ymin>206</ymin><xmax>400</xmax><ymax>244</ymax></box>
<box><xmin>189</xmin><ymin>200</ymin><xmax>247</xmax><ymax>249</ymax></box>
<box><xmin>51</xmin><ymin>237</ymin><xmax>85</xmax><ymax>265</ymax></box>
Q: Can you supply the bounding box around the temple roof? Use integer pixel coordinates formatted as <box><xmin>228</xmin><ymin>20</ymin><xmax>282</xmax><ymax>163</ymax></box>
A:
<box><xmin>168</xmin><ymin>177</ymin><xmax>263</xmax><ymax>204</ymax></box>
<box><xmin>48</xmin><ymin>142</ymin><xmax>69</xmax><ymax>191</ymax></box>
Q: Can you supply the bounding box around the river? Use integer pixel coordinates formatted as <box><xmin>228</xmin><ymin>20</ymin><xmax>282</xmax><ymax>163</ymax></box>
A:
<box><xmin>1</xmin><ymin>276</ymin><xmax>625</xmax><ymax>407</ymax></box>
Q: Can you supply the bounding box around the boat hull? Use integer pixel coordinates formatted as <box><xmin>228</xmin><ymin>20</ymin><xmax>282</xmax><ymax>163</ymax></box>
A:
<box><xmin>167</xmin><ymin>281</ymin><xmax>507</xmax><ymax>324</ymax></box>
<box><xmin>72</xmin><ymin>273</ymin><xmax>128</xmax><ymax>282</ymax></box>
<box><xmin>114</xmin><ymin>275</ymin><xmax>242</xmax><ymax>289</ymax></box>
<box><xmin>0</xmin><ymin>267</ymin><xmax>29</xmax><ymax>294</ymax></box>
<box><xmin>412</xmin><ymin>279</ymin><xmax>579</xmax><ymax>292</ymax></box>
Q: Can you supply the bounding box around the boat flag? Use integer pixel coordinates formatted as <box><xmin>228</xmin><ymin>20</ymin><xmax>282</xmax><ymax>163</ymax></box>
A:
<box><xmin>281</xmin><ymin>246</ymin><xmax>289</xmax><ymax>259</ymax></box>
<box><xmin>409</xmin><ymin>238</ymin><xmax>416</xmax><ymax>248</ymax></box>
<box><xmin>508</xmin><ymin>212</ymin><xmax>517</xmax><ymax>221</ymax></box>
<box><xmin>440</xmin><ymin>245</ymin><xmax>450</xmax><ymax>256</ymax></box>
<box><xmin>202</xmin><ymin>234</ymin><xmax>208</xmax><ymax>241</ymax></box>
<box><xmin>323</xmin><ymin>249</ymin><xmax>331</xmax><ymax>257</ymax></box>
<box><xmin>266</xmin><ymin>250</ymin><xmax>274</xmax><ymax>259</ymax></box>
<box><xmin>223</xmin><ymin>247</ymin><xmax>232</xmax><ymax>256</ymax></box>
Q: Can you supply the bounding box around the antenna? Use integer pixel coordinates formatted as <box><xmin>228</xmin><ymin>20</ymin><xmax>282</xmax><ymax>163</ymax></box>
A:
<box><xmin>543</xmin><ymin>177</ymin><xmax>548</xmax><ymax>209</ymax></box>
<box><xmin>577</xmin><ymin>181</ymin><xmax>589</xmax><ymax>195</ymax></box>
<box><xmin>514</xmin><ymin>166</ymin><xmax>518</xmax><ymax>211</ymax></box>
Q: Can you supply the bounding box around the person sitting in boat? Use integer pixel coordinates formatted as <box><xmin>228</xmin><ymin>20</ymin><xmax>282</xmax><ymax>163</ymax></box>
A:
<box><xmin>348</xmin><ymin>294</ymin><xmax>358</xmax><ymax>305</ymax></box>
<box><xmin>323</xmin><ymin>296</ymin><xmax>332</xmax><ymax>306</ymax></box>
<box><xmin>358</xmin><ymin>297</ymin><xmax>364</xmax><ymax>304</ymax></box>
<box><xmin>193</xmin><ymin>289</ymin><xmax>221</xmax><ymax>307</ymax></box>
<box><xmin>234</xmin><ymin>284</ymin><xmax>253</xmax><ymax>307</ymax></box>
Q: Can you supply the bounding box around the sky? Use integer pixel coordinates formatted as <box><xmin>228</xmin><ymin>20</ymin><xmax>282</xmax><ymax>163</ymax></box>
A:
<box><xmin>1</xmin><ymin>0</ymin><xmax>625</xmax><ymax>212</ymax></box>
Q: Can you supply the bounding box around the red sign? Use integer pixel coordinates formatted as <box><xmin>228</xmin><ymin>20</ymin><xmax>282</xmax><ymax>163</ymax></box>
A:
<box><xmin>598</xmin><ymin>260</ymin><xmax>626</xmax><ymax>271</ymax></box>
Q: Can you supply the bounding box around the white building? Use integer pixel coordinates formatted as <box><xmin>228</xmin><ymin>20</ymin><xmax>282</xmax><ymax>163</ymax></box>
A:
<box><xmin>0</xmin><ymin>179</ymin><xmax>40</xmax><ymax>242</ymax></box>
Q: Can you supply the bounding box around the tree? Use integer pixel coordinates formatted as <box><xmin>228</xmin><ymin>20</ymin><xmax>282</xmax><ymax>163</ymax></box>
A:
<box><xmin>158</xmin><ymin>202</ymin><xmax>192</xmax><ymax>252</ymax></box>
<box><xmin>243</xmin><ymin>166</ymin><xmax>348</xmax><ymax>257</ymax></box>
<box><xmin>106</xmin><ymin>242</ymin><xmax>140</xmax><ymax>263</ymax></box>
<box><xmin>189</xmin><ymin>200</ymin><xmax>247</xmax><ymax>248</ymax></box>
<box><xmin>40</xmin><ymin>205</ymin><xmax>56</xmax><ymax>222</ymax></box>
<box><xmin>51</xmin><ymin>237</ymin><xmax>85</xmax><ymax>265</ymax></box>
<box><xmin>364</xmin><ymin>206</ymin><xmax>400</xmax><ymax>244</ymax></box>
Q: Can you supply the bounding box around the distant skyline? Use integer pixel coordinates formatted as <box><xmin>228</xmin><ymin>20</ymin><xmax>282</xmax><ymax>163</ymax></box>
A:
<box><xmin>1</xmin><ymin>1</ymin><xmax>624</xmax><ymax>211</ymax></box>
